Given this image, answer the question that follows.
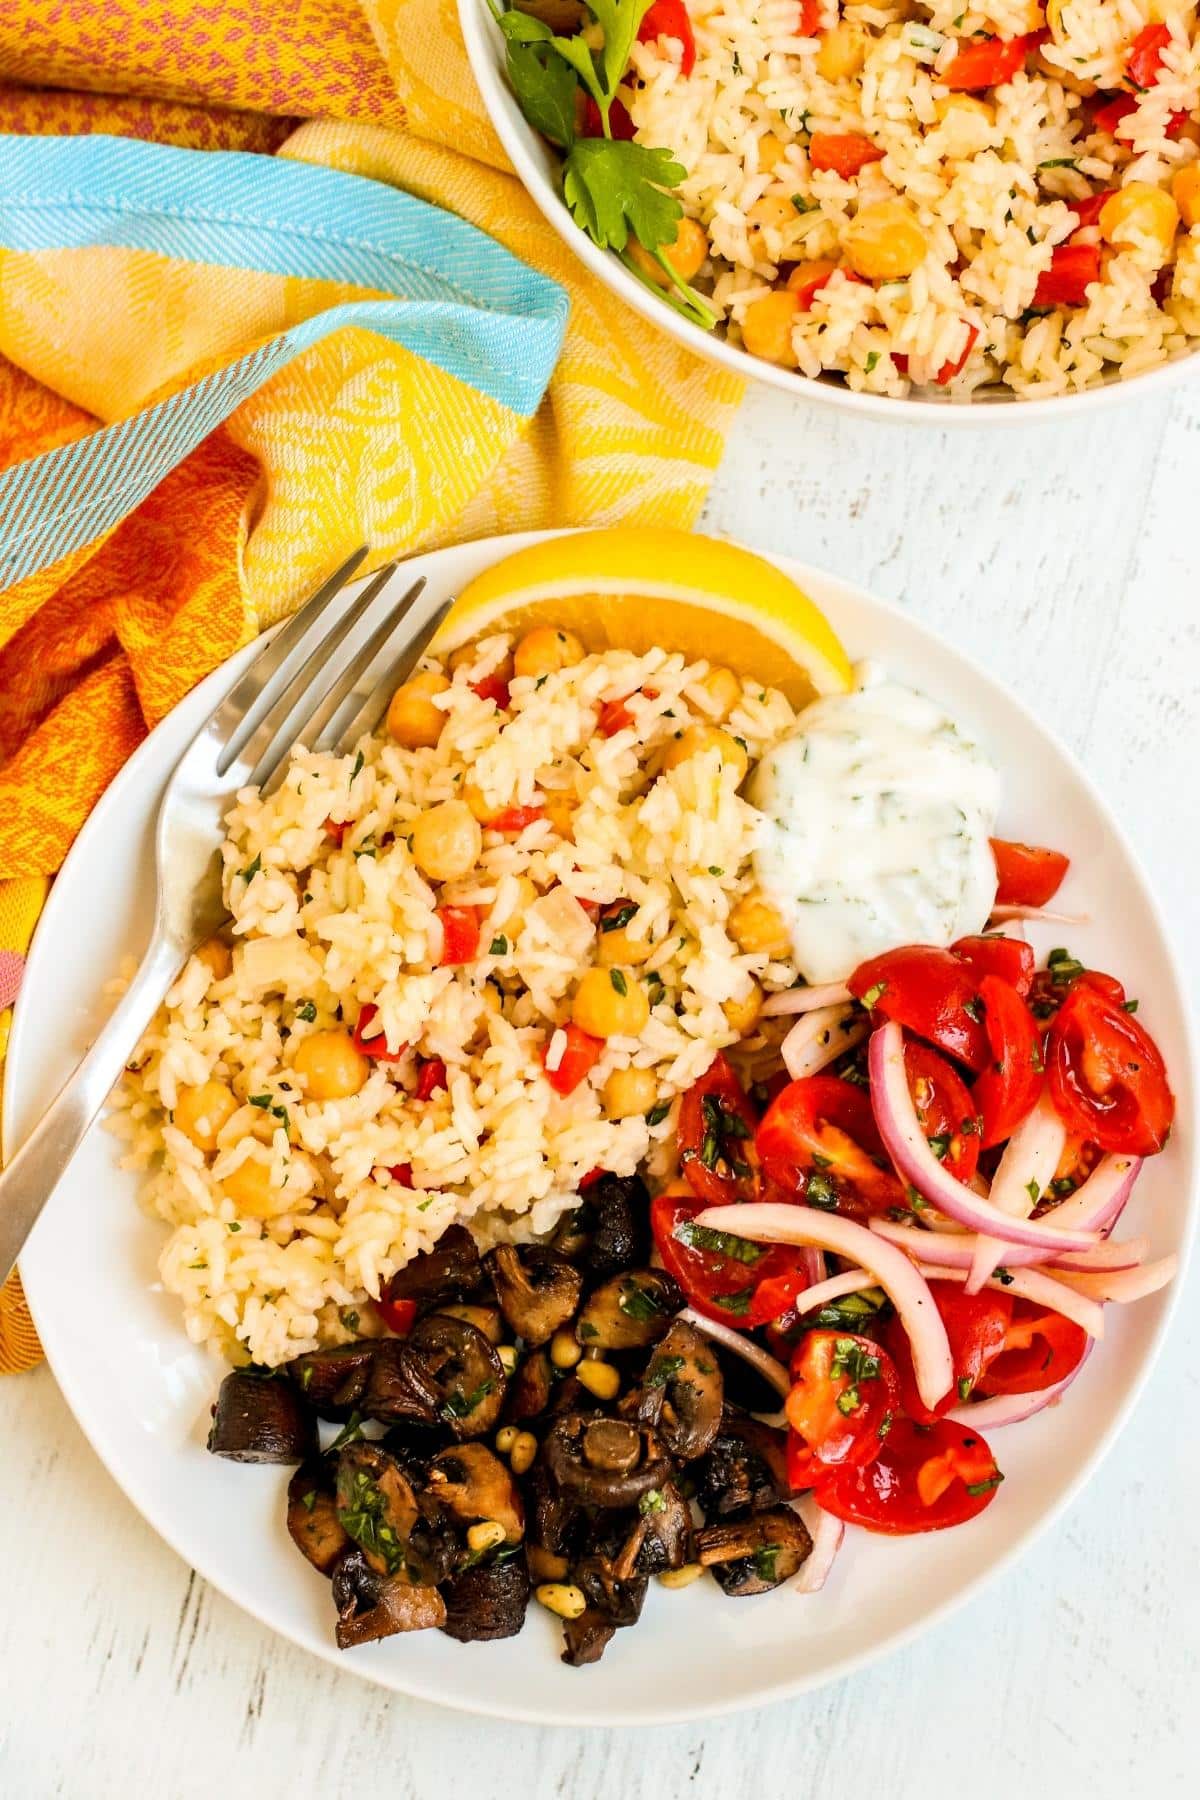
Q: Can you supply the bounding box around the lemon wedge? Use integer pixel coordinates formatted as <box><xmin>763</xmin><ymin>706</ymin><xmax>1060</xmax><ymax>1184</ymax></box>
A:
<box><xmin>440</xmin><ymin>529</ymin><xmax>853</xmax><ymax>709</ymax></box>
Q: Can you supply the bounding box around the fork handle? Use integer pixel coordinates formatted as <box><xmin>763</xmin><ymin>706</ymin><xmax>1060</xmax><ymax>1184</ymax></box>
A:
<box><xmin>0</xmin><ymin>931</ymin><xmax>183</xmax><ymax>1287</ymax></box>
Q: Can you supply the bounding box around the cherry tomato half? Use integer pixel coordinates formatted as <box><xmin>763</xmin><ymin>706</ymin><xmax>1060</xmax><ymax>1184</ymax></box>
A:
<box><xmin>815</xmin><ymin>1417</ymin><xmax>1003</xmax><ymax>1534</ymax></box>
<box><xmin>905</xmin><ymin>1041</ymin><xmax>982</xmax><ymax>1184</ymax></box>
<box><xmin>678</xmin><ymin>1055</ymin><xmax>760</xmax><ymax>1206</ymax></box>
<box><xmin>650</xmin><ymin>1189</ymin><xmax>797</xmax><ymax>1327</ymax></box>
<box><xmin>785</xmin><ymin>1330</ymin><xmax>900</xmax><ymax>1485</ymax></box>
<box><xmin>882</xmin><ymin>1281</ymin><xmax>1013</xmax><ymax>1422</ymax></box>
<box><xmin>1046</xmin><ymin>982</ymin><xmax>1174</xmax><ymax>1156</ymax></box>
<box><xmin>848</xmin><ymin>945</ymin><xmax>990</xmax><ymax>1071</ymax></box>
<box><xmin>974</xmin><ymin>1298</ymin><xmax>1088</xmax><ymax>1396</ymax></box>
<box><xmin>971</xmin><ymin>973</ymin><xmax>1045</xmax><ymax>1149</ymax></box>
<box><xmin>990</xmin><ymin>837</ymin><xmax>1070</xmax><ymax>908</ymax></box>
<box><xmin>756</xmin><ymin>1075</ymin><xmax>904</xmax><ymax>1218</ymax></box>
<box><xmin>952</xmin><ymin>933</ymin><xmax>1035</xmax><ymax>997</ymax></box>
<box><xmin>1027</xmin><ymin>956</ymin><xmax>1126</xmax><ymax>1022</ymax></box>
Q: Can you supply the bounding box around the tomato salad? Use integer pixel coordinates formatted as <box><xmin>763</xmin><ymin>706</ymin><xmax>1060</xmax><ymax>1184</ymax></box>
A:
<box><xmin>648</xmin><ymin>838</ymin><xmax>1177</xmax><ymax>1558</ymax></box>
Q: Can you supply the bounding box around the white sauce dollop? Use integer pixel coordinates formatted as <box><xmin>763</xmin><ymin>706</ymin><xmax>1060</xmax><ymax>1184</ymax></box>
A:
<box><xmin>748</xmin><ymin>680</ymin><xmax>1000</xmax><ymax>983</ymax></box>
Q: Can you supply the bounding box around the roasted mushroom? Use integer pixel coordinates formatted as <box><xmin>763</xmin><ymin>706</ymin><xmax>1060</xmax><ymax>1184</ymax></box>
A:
<box><xmin>362</xmin><ymin>1339</ymin><xmax>439</xmax><ymax>1426</ymax></box>
<box><xmin>580</xmin><ymin>1173</ymin><xmax>651</xmax><ymax>1279</ymax></box>
<box><xmin>384</xmin><ymin>1224</ymin><xmax>482</xmax><ymax>1311</ymax></box>
<box><xmin>612</xmin><ymin>1479</ymin><xmax>692</xmax><ymax>1578</ymax></box>
<box><xmin>636</xmin><ymin>1319</ymin><xmax>724</xmax><ymax>1460</ymax></box>
<box><xmin>694</xmin><ymin>1409</ymin><xmax>794</xmax><ymax>1521</ymax></box>
<box><xmin>485</xmin><ymin>1246</ymin><xmax>582</xmax><ymax>1347</ymax></box>
<box><xmin>286</xmin><ymin>1341</ymin><xmax>378</xmax><ymax>1419</ymax></box>
<box><xmin>505</xmin><ymin>1347</ymin><xmax>553</xmax><ymax>1421</ymax></box>
<box><xmin>207</xmin><ymin>1370</ymin><xmax>317</xmax><ymax>1464</ymax></box>
<box><xmin>331</xmin><ymin>1546</ymin><xmax>446</xmax><ymax>1649</ymax></box>
<box><xmin>441</xmin><ymin>1555</ymin><xmax>531</xmax><ymax>1643</ymax></box>
<box><xmin>561</xmin><ymin>1609</ymin><xmax>616</xmax><ymax>1667</ymax></box>
<box><xmin>428</xmin><ymin>1443</ymin><xmax>525</xmax><ymax>1544</ymax></box>
<box><xmin>524</xmin><ymin>1463</ymin><xmax>587</xmax><ymax>1582</ymax></box>
<box><xmin>286</xmin><ymin>1460</ymin><xmax>349</xmax><ymax>1574</ymax></box>
<box><xmin>574</xmin><ymin>1269</ymin><xmax>683</xmax><ymax>1352</ymax></box>
<box><xmin>572</xmin><ymin>1549</ymin><xmax>647</xmax><ymax>1628</ymax></box>
<box><xmin>400</xmin><ymin>1314</ymin><xmax>507</xmax><ymax>1439</ymax></box>
<box><xmin>334</xmin><ymin>1441</ymin><xmax>457</xmax><ymax>1585</ymax></box>
<box><xmin>543</xmin><ymin>1412</ymin><xmax>671</xmax><ymax>1509</ymax></box>
<box><xmin>696</xmin><ymin>1508</ymin><xmax>813</xmax><ymax>1596</ymax></box>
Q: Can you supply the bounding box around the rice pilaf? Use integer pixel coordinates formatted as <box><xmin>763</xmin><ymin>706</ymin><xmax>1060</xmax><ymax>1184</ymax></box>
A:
<box><xmin>110</xmin><ymin>633</ymin><xmax>800</xmax><ymax>1368</ymax></box>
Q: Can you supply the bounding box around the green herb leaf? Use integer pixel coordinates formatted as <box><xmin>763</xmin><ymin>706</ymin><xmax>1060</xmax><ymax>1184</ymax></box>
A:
<box><xmin>296</xmin><ymin>999</ymin><xmax>317</xmax><ymax>1023</ymax></box>
<box><xmin>674</xmin><ymin>1220</ymin><xmax>765</xmax><ymax>1264</ymax></box>
<box><xmin>564</xmin><ymin>138</ymin><xmax>687</xmax><ymax>258</ymax></box>
<box><xmin>861</xmin><ymin>981</ymin><xmax>887</xmax><ymax>1009</ymax></box>
<box><xmin>645</xmin><ymin>1100</ymin><xmax>671</xmax><ymax>1127</ymax></box>
<box><xmin>609</xmin><ymin>968</ymin><xmax>629</xmax><ymax>996</ymax></box>
<box><xmin>638</xmin><ymin>1486</ymin><xmax>666</xmax><ymax>1515</ymax></box>
<box><xmin>350</xmin><ymin>750</ymin><xmax>364</xmax><ymax>782</ymax></box>
<box><xmin>241</xmin><ymin>853</ymin><xmax>262</xmax><ymax>883</ymax></box>
<box><xmin>490</xmin><ymin>934</ymin><xmax>509</xmax><ymax>955</ymax></box>
<box><xmin>965</xmin><ymin>1473</ymin><xmax>1004</xmax><ymax>1497</ymax></box>
<box><xmin>618</xmin><ymin>1279</ymin><xmax>665</xmax><ymax>1321</ymax></box>
<box><xmin>601</xmin><ymin>902</ymin><xmax>637</xmax><ymax>933</ymax></box>
<box><xmin>503</xmin><ymin>32</ymin><xmax>580</xmax><ymax>149</ymax></box>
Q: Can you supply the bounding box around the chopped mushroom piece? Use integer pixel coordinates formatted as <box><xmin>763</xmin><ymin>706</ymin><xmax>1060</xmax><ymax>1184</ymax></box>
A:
<box><xmin>485</xmin><ymin>1246</ymin><xmax>583</xmax><ymax>1346</ymax></box>
<box><xmin>334</xmin><ymin>1441</ymin><xmax>458</xmax><ymax>1585</ymax></box>
<box><xmin>441</xmin><ymin>1556</ymin><xmax>531</xmax><ymax>1643</ymax></box>
<box><xmin>428</xmin><ymin>1443</ymin><xmax>525</xmax><ymax>1544</ymax></box>
<box><xmin>207</xmin><ymin>1371</ymin><xmax>317</xmax><ymax>1464</ymax></box>
<box><xmin>561</xmin><ymin>1608</ymin><xmax>616</xmax><ymax>1667</ymax></box>
<box><xmin>696</xmin><ymin>1508</ymin><xmax>813</xmax><ymax>1596</ymax></box>
<box><xmin>543</xmin><ymin>1412</ymin><xmax>671</xmax><ymax>1509</ymax></box>
<box><xmin>636</xmin><ymin>1319</ymin><xmax>724</xmax><ymax>1460</ymax></box>
<box><xmin>506</xmin><ymin>1347</ymin><xmax>553</xmax><ymax>1421</ymax></box>
<box><xmin>331</xmin><ymin>1547</ymin><xmax>446</xmax><ymax>1649</ymax></box>
<box><xmin>399</xmin><ymin>1315</ymin><xmax>507</xmax><ymax>1439</ymax></box>
<box><xmin>286</xmin><ymin>1342</ymin><xmax>379</xmax><ymax>1419</ymax></box>
<box><xmin>694</xmin><ymin>1410</ymin><xmax>795</xmax><ymax>1521</ymax></box>
<box><xmin>557</xmin><ymin>1173</ymin><xmax>651</xmax><ymax>1279</ymax></box>
<box><xmin>385</xmin><ymin>1224</ymin><xmax>483</xmax><ymax>1310</ymax></box>
<box><xmin>362</xmin><ymin>1339</ymin><xmax>439</xmax><ymax>1426</ymax></box>
<box><xmin>286</xmin><ymin>1461</ymin><xmax>349</xmax><ymax>1574</ymax></box>
<box><xmin>574</xmin><ymin>1269</ymin><xmax>683</xmax><ymax>1351</ymax></box>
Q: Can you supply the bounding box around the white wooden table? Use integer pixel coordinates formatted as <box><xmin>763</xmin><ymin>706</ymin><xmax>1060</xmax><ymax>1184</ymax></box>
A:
<box><xmin>2</xmin><ymin>383</ymin><xmax>1198</xmax><ymax>1798</ymax></box>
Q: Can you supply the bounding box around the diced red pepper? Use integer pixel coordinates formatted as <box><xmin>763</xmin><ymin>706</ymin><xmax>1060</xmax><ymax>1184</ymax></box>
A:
<box><xmin>637</xmin><ymin>0</ymin><xmax>697</xmax><ymax>74</ymax></box>
<box><xmin>488</xmin><ymin>805</ymin><xmax>545</xmax><ymax>833</ymax></box>
<box><xmin>809</xmin><ymin>132</ymin><xmax>885</xmax><ymax>177</ymax></box>
<box><xmin>599</xmin><ymin>695</ymin><xmax>637</xmax><ymax>737</ymax></box>
<box><xmin>415</xmin><ymin>1057</ymin><xmax>447</xmax><ymax>1101</ymax></box>
<box><xmin>582</xmin><ymin>95</ymin><xmax>637</xmax><ymax>140</ymax></box>
<box><xmin>352</xmin><ymin>1002</ymin><xmax>406</xmax><ymax>1062</ymax></box>
<box><xmin>1094</xmin><ymin>89</ymin><xmax>1189</xmax><ymax>138</ymax></box>
<box><xmin>935</xmin><ymin>322</ymin><xmax>980</xmax><ymax>385</ymax></box>
<box><xmin>437</xmin><ymin>905</ymin><xmax>480</xmax><ymax>966</ymax></box>
<box><xmin>798</xmin><ymin>0</ymin><xmax>821</xmax><ymax>32</ymax></box>
<box><xmin>1068</xmin><ymin>190</ymin><xmax>1112</xmax><ymax>234</ymax></box>
<box><xmin>1033</xmin><ymin>242</ymin><xmax>1101</xmax><ymax>308</ymax></box>
<box><xmin>1127</xmin><ymin>22</ymin><xmax>1170</xmax><ymax>90</ymax></box>
<box><xmin>941</xmin><ymin>35</ymin><xmax>1031</xmax><ymax>91</ymax></box>
<box><xmin>375</xmin><ymin>1292</ymin><xmax>418</xmax><ymax>1335</ymax></box>
<box><xmin>324</xmin><ymin>816</ymin><xmax>348</xmax><ymax>844</ymax></box>
<box><xmin>471</xmin><ymin>674</ymin><xmax>511</xmax><ymax>709</ymax></box>
<box><xmin>386</xmin><ymin>1162</ymin><xmax>414</xmax><ymax>1187</ymax></box>
<box><xmin>579</xmin><ymin>1166</ymin><xmax>606</xmax><ymax>1190</ymax></box>
<box><xmin>543</xmin><ymin>1023</ymin><xmax>604</xmax><ymax>1096</ymax></box>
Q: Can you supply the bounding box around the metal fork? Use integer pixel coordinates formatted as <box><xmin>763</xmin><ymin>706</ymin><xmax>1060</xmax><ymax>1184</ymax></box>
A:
<box><xmin>0</xmin><ymin>548</ymin><xmax>453</xmax><ymax>1285</ymax></box>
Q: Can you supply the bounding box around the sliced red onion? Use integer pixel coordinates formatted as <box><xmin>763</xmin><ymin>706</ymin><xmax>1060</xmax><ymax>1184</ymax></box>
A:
<box><xmin>868</xmin><ymin>1021</ymin><xmax>1098</xmax><ymax>1253</ymax></box>
<box><xmin>800</xmin><ymin>1248</ymin><xmax>827</xmax><ymax>1287</ymax></box>
<box><xmin>989</xmin><ymin>904</ymin><xmax>1087</xmax><ymax>925</ymax></box>
<box><xmin>694</xmin><ymin>1200</ymin><xmax>953</xmax><ymax>1411</ymax></box>
<box><xmin>791</xmin><ymin>1494</ymin><xmax>846</xmax><ymax>1594</ymax></box>
<box><xmin>782</xmin><ymin>1004</ymin><xmax>869</xmax><ymax>1080</ymax></box>
<box><xmin>678</xmin><ymin>1307</ymin><xmax>791</xmax><ymax>1401</ymax></box>
<box><xmin>871</xmin><ymin>1218</ymin><xmax>1147</xmax><ymax>1275</ymax></box>
<box><xmin>947</xmin><ymin>1339</ymin><xmax>1095</xmax><ymax>1430</ymax></box>
<box><xmin>966</xmin><ymin>1092</ymin><xmax>1068</xmax><ymax>1293</ymax></box>
<box><xmin>912</xmin><ymin>1261</ymin><xmax>1105</xmax><ymax>1340</ymax></box>
<box><xmin>1042</xmin><ymin>1153</ymin><xmax>1142</xmax><ymax>1237</ymax></box>
<box><xmin>1047</xmin><ymin>1256</ymin><xmax>1177</xmax><ymax>1304</ymax></box>
<box><xmin>762</xmin><ymin>982</ymin><xmax>853</xmax><ymax>1017</ymax></box>
<box><xmin>792</xmin><ymin>1268</ymin><xmax>876</xmax><ymax>1315</ymax></box>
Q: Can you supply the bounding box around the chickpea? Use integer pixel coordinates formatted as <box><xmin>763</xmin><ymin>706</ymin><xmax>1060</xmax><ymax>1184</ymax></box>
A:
<box><xmin>221</xmin><ymin>1153</ymin><xmax>285</xmax><ymax>1218</ymax></box>
<box><xmin>513</xmin><ymin>626</ymin><xmax>584</xmax><ymax>681</ymax></box>
<box><xmin>692</xmin><ymin>664</ymin><xmax>742</xmax><ymax>722</ymax></box>
<box><xmin>596</xmin><ymin>910</ymin><xmax>654</xmax><ymax>968</ymax></box>
<box><xmin>194</xmin><ymin>937</ymin><xmax>232</xmax><ymax>982</ymax></box>
<box><xmin>292</xmin><ymin>1028</ymin><xmax>369</xmax><ymax>1100</ymax></box>
<box><xmin>175</xmin><ymin>1080</ymin><xmax>238</xmax><ymax>1152</ymax></box>
<box><xmin>728</xmin><ymin>891</ymin><xmax>792</xmax><ymax>957</ymax></box>
<box><xmin>723</xmin><ymin>979</ymin><xmax>764</xmax><ymax>1036</ymax></box>
<box><xmin>748</xmin><ymin>194</ymin><xmax>797</xmax><ymax>238</ymax></box>
<box><xmin>410</xmin><ymin>798</ymin><xmax>482</xmax><ymax>882</ymax></box>
<box><xmin>572</xmin><ymin>966</ymin><xmax>651</xmax><ymax>1039</ymax></box>
<box><xmin>934</xmin><ymin>94</ymin><xmax>995</xmax><ymax>156</ymax></box>
<box><xmin>386</xmin><ymin>668</ymin><xmax>450</xmax><ymax>749</ymax></box>
<box><xmin>629</xmin><ymin>215</ymin><xmax>708</xmax><ymax>288</ymax></box>
<box><xmin>603</xmin><ymin>1065</ymin><xmax>659</xmax><ymax>1119</ymax></box>
<box><xmin>817</xmin><ymin>20</ymin><xmax>867</xmax><ymax>80</ymax></box>
<box><xmin>843</xmin><ymin>200</ymin><xmax>928</xmax><ymax>280</ymax></box>
<box><xmin>1173</xmin><ymin>165</ymin><xmax>1200</xmax><ymax>228</ymax></box>
<box><xmin>542</xmin><ymin>790</ymin><xmax>575</xmax><ymax>840</ymax></box>
<box><xmin>1099</xmin><ymin>182</ymin><xmax>1179</xmax><ymax>255</ymax></box>
<box><xmin>935</xmin><ymin>94</ymin><xmax>994</xmax><ymax>126</ymax></box>
<box><xmin>660</xmin><ymin>724</ymin><xmax>749</xmax><ymax>785</ymax></box>
<box><xmin>758</xmin><ymin>131</ymin><xmax>787</xmax><ymax>173</ymax></box>
<box><xmin>741</xmin><ymin>289</ymin><xmax>801</xmax><ymax>365</ymax></box>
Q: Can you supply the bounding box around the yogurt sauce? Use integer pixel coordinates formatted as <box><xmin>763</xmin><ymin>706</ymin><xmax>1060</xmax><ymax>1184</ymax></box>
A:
<box><xmin>748</xmin><ymin>674</ymin><xmax>1000</xmax><ymax>984</ymax></box>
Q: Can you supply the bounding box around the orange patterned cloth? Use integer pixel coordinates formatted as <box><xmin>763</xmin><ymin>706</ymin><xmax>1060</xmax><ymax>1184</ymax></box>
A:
<box><xmin>0</xmin><ymin>0</ymin><xmax>743</xmax><ymax>1371</ymax></box>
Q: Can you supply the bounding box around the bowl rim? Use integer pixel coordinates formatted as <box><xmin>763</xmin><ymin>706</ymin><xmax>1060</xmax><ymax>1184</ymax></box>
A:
<box><xmin>458</xmin><ymin>0</ymin><xmax>1200</xmax><ymax>426</ymax></box>
<box><xmin>7</xmin><ymin>529</ymin><xmax>1197</xmax><ymax>1725</ymax></box>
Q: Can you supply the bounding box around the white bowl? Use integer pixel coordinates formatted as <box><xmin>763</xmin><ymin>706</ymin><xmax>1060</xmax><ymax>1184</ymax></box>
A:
<box><xmin>459</xmin><ymin>0</ymin><xmax>1200</xmax><ymax>424</ymax></box>
<box><xmin>6</xmin><ymin>530</ymin><xmax>1195</xmax><ymax>1724</ymax></box>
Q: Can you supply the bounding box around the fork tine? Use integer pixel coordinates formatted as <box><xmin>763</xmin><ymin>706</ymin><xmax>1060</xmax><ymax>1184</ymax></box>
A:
<box><xmin>257</xmin><ymin>575</ymin><xmax>427</xmax><ymax>796</ymax></box>
<box><xmin>229</xmin><ymin>562</ymin><xmax>397</xmax><ymax>789</ymax></box>
<box><xmin>213</xmin><ymin>545</ymin><xmax>368</xmax><ymax>777</ymax></box>
<box><xmin>331</xmin><ymin>599</ymin><xmax>455</xmax><ymax>756</ymax></box>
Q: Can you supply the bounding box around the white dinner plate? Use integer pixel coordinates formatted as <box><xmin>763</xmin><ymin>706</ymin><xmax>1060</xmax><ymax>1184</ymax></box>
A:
<box><xmin>6</xmin><ymin>531</ymin><xmax>1195</xmax><ymax>1725</ymax></box>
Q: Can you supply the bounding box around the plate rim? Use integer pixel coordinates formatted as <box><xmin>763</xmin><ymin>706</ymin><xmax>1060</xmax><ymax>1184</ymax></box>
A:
<box><xmin>8</xmin><ymin>528</ymin><xmax>1197</xmax><ymax>1726</ymax></box>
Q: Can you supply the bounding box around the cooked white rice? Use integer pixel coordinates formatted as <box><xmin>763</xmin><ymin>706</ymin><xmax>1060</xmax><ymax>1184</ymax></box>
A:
<box><xmin>628</xmin><ymin>0</ymin><xmax>1200</xmax><ymax>395</ymax></box>
<box><xmin>109</xmin><ymin>637</ymin><xmax>800</xmax><ymax>1367</ymax></box>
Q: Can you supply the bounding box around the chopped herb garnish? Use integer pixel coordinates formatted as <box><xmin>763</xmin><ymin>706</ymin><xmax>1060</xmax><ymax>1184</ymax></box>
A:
<box><xmin>1051</xmin><ymin>1176</ymin><xmax>1077</xmax><ymax>1196</ymax></box>
<box><xmin>674</xmin><ymin>1220</ymin><xmax>764</xmax><ymax>1264</ymax></box>
<box><xmin>958</xmin><ymin>1376</ymin><xmax>974</xmax><ymax>1401</ymax></box>
<box><xmin>442</xmin><ymin>1379</ymin><xmax>494</xmax><ymax>1422</ymax></box>
<box><xmin>865</xmin><ymin>350</ymin><xmax>880</xmax><ymax>373</ymax></box>
<box><xmin>609</xmin><ymin>968</ymin><xmax>628</xmax><ymax>996</ymax></box>
<box><xmin>301</xmin><ymin>1489</ymin><xmax>317</xmax><ymax>1513</ymax></box>
<box><xmin>805</xmin><ymin>1171</ymin><xmax>838</xmax><ymax>1210</ymax></box>
<box><xmin>296</xmin><ymin>1000</ymin><xmax>317</xmax><ymax>1023</ymax></box>
<box><xmin>714</xmin><ymin>1285</ymin><xmax>753</xmax><ymax>1317</ymax></box>
<box><xmin>831</xmin><ymin>1337</ymin><xmax>881</xmax><ymax>1391</ymax></box>
<box><xmin>645</xmin><ymin>1355</ymin><xmax>684</xmax><ymax>1390</ymax></box>
<box><xmin>965</xmin><ymin>1473</ymin><xmax>1004</xmax><ymax>1497</ymax></box>
<box><xmin>601</xmin><ymin>902</ymin><xmax>637</xmax><ymax>933</ymax></box>
<box><xmin>340</xmin><ymin>1309</ymin><xmax>360</xmax><ymax>1332</ymax></box>
<box><xmin>241</xmin><ymin>854</ymin><xmax>261</xmax><ymax>883</ymax></box>
<box><xmin>791</xmin><ymin>193</ymin><xmax>819</xmax><ymax>213</ymax></box>
<box><xmin>964</xmin><ymin>996</ymin><xmax>984</xmax><ymax>1022</ymax></box>
<box><xmin>1123</xmin><ymin>998</ymin><xmax>1139</xmax><ymax>1013</ymax></box>
<box><xmin>578</xmin><ymin>1320</ymin><xmax>599</xmax><ymax>1341</ymax></box>
<box><xmin>752</xmin><ymin>1545</ymin><xmax>779</xmax><ymax>1584</ymax></box>
<box><xmin>350</xmin><ymin>750</ymin><xmax>364</xmax><ymax>782</ymax></box>
<box><xmin>645</xmin><ymin>1100</ymin><xmax>671</xmax><ymax>1127</ymax></box>
<box><xmin>707</xmin><ymin>865</ymin><xmax>723</xmax><ymax>877</ymax></box>
<box><xmin>639</xmin><ymin>1487</ymin><xmax>667</xmax><ymax>1515</ymax></box>
<box><xmin>1026</xmin><ymin>1178</ymin><xmax>1041</xmax><ymax>1203</ymax></box>
<box><xmin>928</xmin><ymin>1133</ymin><xmax>951</xmax><ymax>1161</ymax></box>
<box><xmin>861</xmin><ymin>981</ymin><xmax>887</xmax><ymax>1009</ymax></box>
<box><xmin>490</xmin><ymin>935</ymin><xmax>509</xmax><ymax>956</ymax></box>
<box><xmin>994</xmin><ymin>1267</ymin><xmax>1015</xmax><ymax>1286</ymax></box>
<box><xmin>618</xmin><ymin>1279</ymin><xmax>664</xmax><ymax>1322</ymax></box>
<box><xmin>328</xmin><ymin>1411</ymin><xmax>364</xmax><ymax>1452</ymax></box>
<box><xmin>227</xmin><ymin>1222</ymin><xmax>241</xmax><ymax>1233</ymax></box>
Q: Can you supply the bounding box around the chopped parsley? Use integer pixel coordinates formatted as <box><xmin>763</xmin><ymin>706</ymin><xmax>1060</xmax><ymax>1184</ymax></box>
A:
<box><xmin>674</xmin><ymin>1220</ymin><xmax>764</xmax><ymax>1264</ymax></box>
<box><xmin>296</xmin><ymin>1000</ymin><xmax>317</xmax><ymax>1023</ymax></box>
<box><xmin>240</xmin><ymin>854</ymin><xmax>261</xmax><ymax>883</ymax></box>
<box><xmin>601</xmin><ymin>902</ymin><xmax>637</xmax><ymax>933</ymax></box>
<box><xmin>609</xmin><ymin>968</ymin><xmax>629</xmax><ymax>996</ymax></box>
<box><xmin>441</xmin><ymin>1379</ymin><xmax>494</xmax><ymax>1422</ymax></box>
<box><xmin>639</xmin><ymin>1487</ymin><xmax>666</xmax><ymax>1515</ymax></box>
<box><xmin>645</xmin><ymin>1100</ymin><xmax>671</xmax><ymax>1127</ymax></box>
<box><xmin>618</xmin><ymin>1279</ymin><xmax>665</xmax><ymax>1322</ymax></box>
<box><xmin>752</xmin><ymin>1545</ymin><xmax>779</xmax><ymax>1584</ymax></box>
<box><xmin>350</xmin><ymin>750</ymin><xmax>364</xmax><ymax>782</ymax></box>
<box><xmin>645</xmin><ymin>1354</ymin><xmax>685</xmax><ymax>1390</ymax></box>
<box><xmin>965</xmin><ymin>1473</ymin><xmax>1004</xmax><ymax>1497</ymax></box>
<box><xmin>861</xmin><ymin>981</ymin><xmax>887</xmax><ymax>1009</ymax></box>
<box><xmin>490</xmin><ymin>934</ymin><xmax>509</xmax><ymax>955</ymax></box>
